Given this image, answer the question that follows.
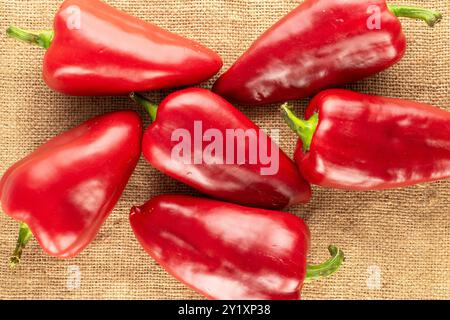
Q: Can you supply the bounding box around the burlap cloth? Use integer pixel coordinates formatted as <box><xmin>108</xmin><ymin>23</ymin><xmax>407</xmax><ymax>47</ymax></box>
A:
<box><xmin>0</xmin><ymin>0</ymin><xmax>448</xmax><ymax>300</ymax></box>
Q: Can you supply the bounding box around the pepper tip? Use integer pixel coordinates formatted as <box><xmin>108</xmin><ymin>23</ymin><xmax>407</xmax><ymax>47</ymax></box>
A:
<box><xmin>130</xmin><ymin>206</ymin><xmax>142</xmax><ymax>217</ymax></box>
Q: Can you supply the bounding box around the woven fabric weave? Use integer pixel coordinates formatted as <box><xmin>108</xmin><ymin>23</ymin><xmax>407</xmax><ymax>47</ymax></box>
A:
<box><xmin>0</xmin><ymin>0</ymin><xmax>448</xmax><ymax>299</ymax></box>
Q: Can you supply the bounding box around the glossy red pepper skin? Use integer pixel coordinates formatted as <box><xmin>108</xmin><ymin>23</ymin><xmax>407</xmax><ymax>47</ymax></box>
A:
<box><xmin>139</xmin><ymin>88</ymin><xmax>311</xmax><ymax>209</ymax></box>
<box><xmin>291</xmin><ymin>89</ymin><xmax>450</xmax><ymax>190</ymax></box>
<box><xmin>0</xmin><ymin>111</ymin><xmax>142</xmax><ymax>258</ymax></box>
<box><xmin>9</xmin><ymin>0</ymin><xmax>222</xmax><ymax>95</ymax></box>
<box><xmin>130</xmin><ymin>195</ymin><xmax>310</xmax><ymax>300</ymax></box>
<box><xmin>213</xmin><ymin>0</ymin><xmax>436</xmax><ymax>105</ymax></box>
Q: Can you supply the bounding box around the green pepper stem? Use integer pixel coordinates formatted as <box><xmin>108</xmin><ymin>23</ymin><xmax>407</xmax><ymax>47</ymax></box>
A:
<box><xmin>305</xmin><ymin>245</ymin><xmax>345</xmax><ymax>283</ymax></box>
<box><xmin>388</xmin><ymin>5</ymin><xmax>442</xmax><ymax>27</ymax></box>
<box><xmin>6</xmin><ymin>25</ymin><xmax>54</xmax><ymax>49</ymax></box>
<box><xmin>130</xmin><ymin>92</ymin><xmax>158</xmax><ymax>122</ymax></box>
<box><xmin>281</xmin><ymin>103</ymin><xmax>318</xmax><ymax>153</ymax></box>
<box><xmin>9</xmin><ymin>222</ymin><xmax>33</xmax><ymax>269</ymax></box>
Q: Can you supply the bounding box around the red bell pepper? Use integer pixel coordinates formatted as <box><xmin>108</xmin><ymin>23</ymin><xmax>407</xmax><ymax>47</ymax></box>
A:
<box><xmin>0</xmin><ymin>111</ymin><xmax>142</xmax><ymax>267</ymax></box>
<box><xmin>6</xmin><ymin>0</ymin><xmax>222</xmax><ymax>96</ymax></box>
<box><xmin>213</xmin><ymin>0</ymin><xmax>442</xmax><ymax>105</ymax></box>
<box><xmin>131</xmin><ymin>88</ymin><xmax>311</xmax><ymax>209</ymax></box>
<box><xmin>130</xmin><ymin>195</ymin><xmax>344</xmax><ymax>300</ymax></box>
<box><xmin>282</xmin><ymin>89</ymin><xmax>450</xmax><ymax>190</ymax></box>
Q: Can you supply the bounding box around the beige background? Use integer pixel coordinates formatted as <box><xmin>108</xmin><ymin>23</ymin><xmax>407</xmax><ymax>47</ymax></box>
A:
<box><xmin>0</xmin><ymin>0</ymin><xmax>449</xmax><ymax>300</ymax></box>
